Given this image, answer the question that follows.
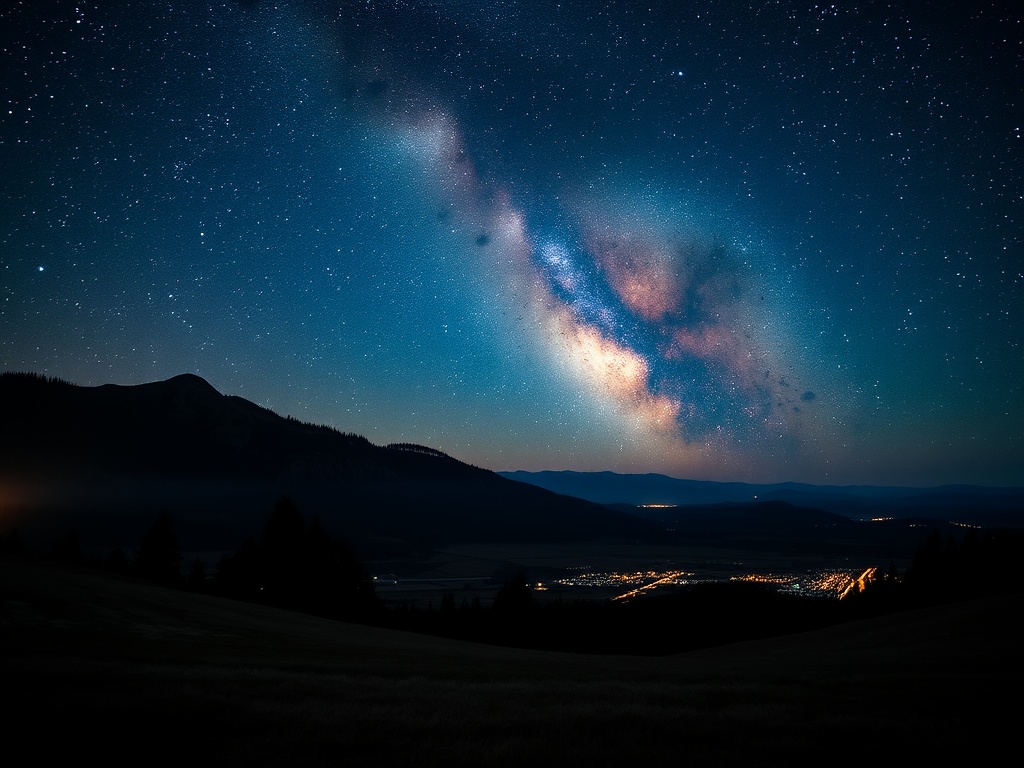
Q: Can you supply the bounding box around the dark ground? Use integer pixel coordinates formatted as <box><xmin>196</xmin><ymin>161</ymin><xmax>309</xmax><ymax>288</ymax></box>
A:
<box><xmin>2</xmin><ymin>555</ymin><xmax>1020</xmax><ymax>767</ymax></box>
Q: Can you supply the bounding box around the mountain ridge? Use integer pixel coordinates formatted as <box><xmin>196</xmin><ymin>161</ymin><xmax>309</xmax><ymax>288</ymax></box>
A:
<box><xmin>500</xmin><ymin>469</ymin><xmax>1024</xmax><ymax>528</ymax></box>
<box><xmin>0</xmin><ymin>372</ymin><xmax>653</xmax><ymax>551</ymax></box>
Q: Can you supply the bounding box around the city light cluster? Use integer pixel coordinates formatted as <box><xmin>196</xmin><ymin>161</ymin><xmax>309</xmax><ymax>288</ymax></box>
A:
<box><xmin>535</xmin><ymin>567</ymin><xmax>879</xmax><ymax>601</ymax></box>
<box><xmin>730</xmin><ymin>569</ymin><xmax>870</xmax><ymax>598</ymax></box>
<box><xmin>548</xmin><ymin>569</ymin><xmax>694</xmax><ymax>600</ymax></box>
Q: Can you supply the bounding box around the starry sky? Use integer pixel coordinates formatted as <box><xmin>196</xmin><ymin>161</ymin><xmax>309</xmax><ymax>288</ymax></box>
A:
<box><xmin>2</xmin><ymin>1</ymin><xmax>1021</xmax><ymax>487</ymax></box>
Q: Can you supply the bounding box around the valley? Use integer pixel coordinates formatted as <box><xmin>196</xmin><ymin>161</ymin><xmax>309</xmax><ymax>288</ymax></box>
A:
<box><xmin>365</xmin><ymin>540</ymin><xmax>886</xmax><ymax>607</ymax></box>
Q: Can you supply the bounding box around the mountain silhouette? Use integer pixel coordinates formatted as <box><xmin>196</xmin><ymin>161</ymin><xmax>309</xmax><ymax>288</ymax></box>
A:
<box><xmin>502</xmin><ymin>469</ymin><xmax>1024</xmax><ymax>528</ymax></box>
<box><xmin>0</xmin><ymin>372</ymin><xmax>653</xmax><ymax>551</ymax></box>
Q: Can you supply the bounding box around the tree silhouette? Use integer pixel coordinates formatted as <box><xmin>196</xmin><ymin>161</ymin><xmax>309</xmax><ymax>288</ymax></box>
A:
<box><xmin>216</xmin><ymin>497</ymin><xmax>377</xmax><ymax>618</ymax></box>
<box><xmin>440</xmin><ymin>591</ymin><xmax>456</xmax><ymax>613</ymax></box>
<box><xmin>134</xmin><ymin>511</ymin><xmax>181</xmax><ymax>586</ymax></box>
<box><xmin>216</xmin><ymin>535</ymin><xmax>261</xmax><ymax>600</ymax></box>
<box><xmin>257</xmin><ymin>496</ymin><xmax>308</xmax><ymax>607</ymax></box>
<box><xmin>492</xmin><ymin>571</ymin><xmax>535</xmax><ymax>614</ymax></box>
<box><xmin>187</xmin><ymin>557</ymin><xmax>208</xmax><ymax>592</ymax></box>
<box><xmin>302</xmin><ymin>514</ymin><xmax>377</xmax><ymax>617</ymax></box>
<box><xmin>51</xmin><ymin>530</ymin><xmax>85</xmax><ymax>565</ymax></box>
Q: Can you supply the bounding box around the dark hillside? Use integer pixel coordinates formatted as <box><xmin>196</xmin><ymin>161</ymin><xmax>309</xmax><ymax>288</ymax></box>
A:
<box><xmin>2</xmin><ymin>554</ymin><xmax>1019</xmax><ymax>766</ymax></box>
<box><xmin>0</xmin><ymin>373</ymin><xmax>653</xmax><ymax>551</ymax></box>
<box><xmin>504</xmin><ymin>469</ymin><xmax>1024</xmax><ymax>527</ymax></box>
<box><xmin>617</xmin><ymin>499</ymin><xmax>938</xmax><ymax>558</ymax></box>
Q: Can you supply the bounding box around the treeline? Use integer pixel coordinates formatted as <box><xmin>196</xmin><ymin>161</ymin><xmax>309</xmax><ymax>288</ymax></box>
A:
<box><xmin>0</xmin><ymin>371</ymin><xmax>74</xmax><ymax>388</ymax></box>
<box><xmin>3</xmin><ymin>514</ymin><xmax>1020</xmax><ymax>655</ymax></box>
<box><xmin>388</xmin><ymin>525</ymin><xmax>1024</xmax><ymax>654</ymax></box>
<box><xmin>215</xmin><ymin>497</ymin><xmax>377</xmax><ymax>619</ymax></box>
<box><xmin>386</xmin><ymin>443</ymin><xmax>452</xmax><ymax>459</ymax></box>
<box><xmin>283</xmin><ymin>413</ymin><xmax>372</xmax><ymax>444</ymax></box>
<box><xmin>1</xmin><ymin>497</ymin><xmax>377</xmax><ymax>622</ymax></box>
<box><xmin>379</xmin><ymin>574</ymin><xmax>846</xmax><ymax>655</ymax></box>
<box><xmin>851</xmin><ymin>526</ymin><xmax>1024</xmax><ymax>610</ymax></box>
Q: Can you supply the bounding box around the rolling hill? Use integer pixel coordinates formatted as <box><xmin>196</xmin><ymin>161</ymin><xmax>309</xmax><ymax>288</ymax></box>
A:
<box><xmin>2</xmin><ymin>553</ymin><xmax>1018</xmax><ymax>766</ymax></box>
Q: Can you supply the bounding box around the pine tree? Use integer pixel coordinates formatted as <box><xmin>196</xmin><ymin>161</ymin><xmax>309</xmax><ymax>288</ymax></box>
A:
<box><xmin>134</xmin><ymin>511</ymin><xmax>181</xmax><ymax>586</ymax></box>
<box><xmin>493</xmin><ymin>571</ymin><xmax>535</xmax><ymax>614</ymax></box>
<box><xmin>187</xmin><ymin>557</ymin><xmax>208</xmax><ymax>592</ymax></box>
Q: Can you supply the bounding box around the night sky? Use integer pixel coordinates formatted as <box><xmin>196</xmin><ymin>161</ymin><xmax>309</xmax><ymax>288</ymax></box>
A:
<box><xmin>2</xmin><ymin>1</ymin><xmax>1021</xmax><ymax>486</ymax></box>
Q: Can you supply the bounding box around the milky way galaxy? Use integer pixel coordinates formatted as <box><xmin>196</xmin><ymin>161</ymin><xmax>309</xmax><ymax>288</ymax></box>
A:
<box><xmin>2</xmin><ymin>1</ymin><xmax>1021</xmax><ymax>485</ymax></box>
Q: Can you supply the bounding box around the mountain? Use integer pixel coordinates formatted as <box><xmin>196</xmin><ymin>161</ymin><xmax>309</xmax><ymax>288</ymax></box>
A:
<box><xmin>600</xmin><ymin>499</ymin><xmax>932</xmax><ymax>559</ymax></box>
<box><xmin>0</xmin><ymin>373</ymin><xmax>653</xmax><ymax>551</ymax></box>
<box><xmin>501</xmin><ymin>470</ymin><xmax>1024</xmax><ymax>528</ymax></box>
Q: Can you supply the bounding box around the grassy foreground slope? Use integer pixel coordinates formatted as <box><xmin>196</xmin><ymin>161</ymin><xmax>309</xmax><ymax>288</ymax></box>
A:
<box><xmin>2</xmin><ymin>555</ymin><xmax>1019</xmax><ymax>767</ymax></box>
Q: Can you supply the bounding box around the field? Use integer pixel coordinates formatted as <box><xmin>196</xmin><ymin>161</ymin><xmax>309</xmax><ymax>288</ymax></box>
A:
<box><xmin>2</xmin><ymin>554</ymin><xmax>1019</xmax><ymax>767</ymax></box>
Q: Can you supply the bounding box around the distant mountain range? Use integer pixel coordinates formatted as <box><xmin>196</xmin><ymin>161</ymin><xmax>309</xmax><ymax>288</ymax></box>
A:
<box><xmin>0</xmin><ymin>372</ymin><xmax>651</xmax><ymax>552</ymax></box>
<box><xmin>4</xmin><ymin>372</ymin><xmax>1018</xmax><ymax>561</ymax></box>
<box><xmin>500</xmin><ymin>470</ymin><xmax>1024</xmax><ymax>528</ymax></box>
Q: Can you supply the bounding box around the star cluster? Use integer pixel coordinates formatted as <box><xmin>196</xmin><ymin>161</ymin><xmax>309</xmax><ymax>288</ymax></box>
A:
<box><xmin>1</xmin><ymin>1</ymin><xmax>1021</xmax><ymax>485</ymax></box>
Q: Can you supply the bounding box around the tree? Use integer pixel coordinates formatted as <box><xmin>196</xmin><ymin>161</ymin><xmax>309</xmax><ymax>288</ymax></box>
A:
<box><xmin>216</xmin><ymin>535</ymin><xmax>260</xmax><ymax>600</ymax></box>
<box><xmin>187</xmin><ymin>557</ymin><xmax>208</xmax><ymax>592</ymax></box>
<box><xmin>134</xmin><ymin>511</ymin><xmax>181</xmax><ymax>586</ymax></box>
<box><xmin>257</xmin><ymin>496</ymin><xmax>307</xmax><ymax>607</ymax></box>
<box><xmin>440</xmin><ymin>591</ymin><xmax>456</xmax><ymax>613</ymax></box>
<box><xmin>492</xmin><ymin>571</ymin><xmax>535</xmax><ymax>614</ymax></box>
<box><xmin>217</xmin><ymin>497</ymin><xmax>377</xmax><ymax>618</ymax></box>
<box><xmin>51</xmin><ymin>530</ymin><xmax>85</xmax><ymax>565</ymax></box>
